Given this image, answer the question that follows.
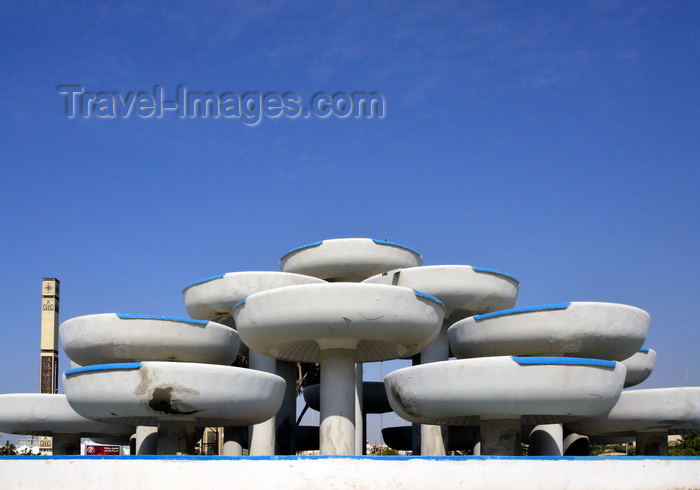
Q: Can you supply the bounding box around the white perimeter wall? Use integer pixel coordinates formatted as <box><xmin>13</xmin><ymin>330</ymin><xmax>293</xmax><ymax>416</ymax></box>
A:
<box><xmin>3</xmin><ymin>456</ymin><xmax>700</xmax><ymax>489</ymax></box>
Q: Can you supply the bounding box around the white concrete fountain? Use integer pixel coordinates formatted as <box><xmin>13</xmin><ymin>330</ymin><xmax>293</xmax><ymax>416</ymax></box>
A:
<box><xmin>234</xmin><ymin>282</ymin><xmax>444</xmax><ymax>454</ymax></box>
<box><xmin>3</xmin><ymin>238</ymin><xmax>700</xmax><ymax>489</ymax></box>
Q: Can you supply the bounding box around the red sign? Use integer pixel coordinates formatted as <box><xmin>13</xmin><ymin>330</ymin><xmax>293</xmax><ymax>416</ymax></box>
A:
<box><xmin>86</xmin><ymin>445</ymin><xmax>121</xmax><ymax>455</ymax></box>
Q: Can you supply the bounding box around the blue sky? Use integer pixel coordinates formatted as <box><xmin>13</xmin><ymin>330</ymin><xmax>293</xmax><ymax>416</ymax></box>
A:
<box><xmin>1</xmin><ymin>2</ymin><xmax>699</xmax><ymax>444</ymax></box>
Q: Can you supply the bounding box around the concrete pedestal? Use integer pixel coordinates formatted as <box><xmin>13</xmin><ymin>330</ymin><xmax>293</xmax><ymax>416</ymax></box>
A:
<box><xmin>411</xmin><ymin>354</ymin><xmax>421</xmax><ymax>455</ymax></box>
<box><xmin>355</xmin><ymin>363</ymin><xmax>364</xmax><ymax>455</ymax></box>
<box><xmin>563</xmin><ymin>432</ymin><xmax>590</xmax><ymax>456</ymax></box>
<box><xmin>223</xmin><ymin>426</ymin><xmax>247</xmax><ymax>456</ymax></box>
<box><xmin>419</xmin><ymin>323</ymin><xmax>450</xmax><ymax>456</ymax></box>
<box><xmin>275</xmin><ymin>360</ymin><xmax>298</xmax><ymax>455</ymax></box>
<box><xmin>411</xmin><ymin>423</ymin><xmax>421</xmax><ymax>455</ymax></box>
<box><xmin>135</xmin><ymin>426</ymin><xmax>158</xmax><ymax>455</ymax></box>
<box><xmin>249</xmin><ymin>351</ymin><xmax>277</xmax><ymax>455</ymax></box>
<box><xmin>421</xmin><ymin>425</ymin><xmax>449</xmax><ymax>456</ymax></box>
<box><xmin>636</xmin><ymin>431</ymin><xmax>668</xmax><ymax>456</ymax></box>
<box><xmin>529</xmin><ymin>424</ymin><xmax>563</xmax><ymax>456</ymax></box>
<box><xmin>157</xmin><ymin>419</ymin><xmax>195</xmax><ymax>455</ymax></box>
<box><xmin>320</xmin><ymin>349</ymin><xmax>356</xmax><ymax>455</ymax></box>
<box><xmin>481</xmin><ymin>419</ymin><xmax>521</xmax><ymax>456</ymax></box>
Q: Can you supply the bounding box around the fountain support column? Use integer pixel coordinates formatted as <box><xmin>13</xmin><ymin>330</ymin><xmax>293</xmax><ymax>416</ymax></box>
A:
<box><xmin>223</xmin><ymin>426</ymin><xmax>246</xmax><ymax>455</ymax></box>
<box><xmin>135</xmin><ymin>426</ymin><xmax>158</xmax><ymax>455</ymax></box>
<box><xmin>320</xmin><ymin>348</ymin><xmax>356</xmax><ymax>455</ymax></box>
<box><xmin>419</xmin><ymin>321</ymin><xmax>450</xmax><ymax>456</ymax></box>
<box><xmin>481</xmin><ymin>418</ymin><xmax>521</xmax><ymax>456</ymax></box>
<box><xmin>249</xmin><ymin>351</ymin><xmax>277</xmax><ymax>455</ymax></box>
<box><xmin>355</xmin><ymin>363</ymin><xmax>364</xmax><ymax>455</ymax></box>
<box><xmin>472</xmin><ymin>441</ymin><xmax>481</xmax><ymax>455</ymax></box>
<box><xmin>275</xmin><ymin>360</ymin><xmax>297</xmax><ymax>455</ymax></box>
<box><xmin>529</xmin><ymin>424</ymin><xmax>563</xmax><ymax>456</ymax></box>
<box><xmin>410</xmin><ymin>354</ymin><xmax>422</xmax><ymax>455</ymax></box>
<box><xmin>563</xmin><ymin>432</ymin><xmax>590</xmax><ymax>456</ymax></box>
<box><xmin>636</xmin><ymin>431</ymin><xmax>668</xmax><ymax>455</ymax></box>
<box><xmin>157</xmin><ymin>419</ymin><xmax>195</xmax><ymax>455</ymax></box>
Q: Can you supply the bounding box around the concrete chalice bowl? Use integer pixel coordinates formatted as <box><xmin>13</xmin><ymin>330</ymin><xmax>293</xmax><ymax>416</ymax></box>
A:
<box><xmin>60</xmin><ymin>314</ymin><xmax>240</xmax><ymax>366</ymax></box>
<box><xmin>63</xmin><ymin>362</ymin><xmax>285</xmax><ymax>455</ymax></box>
<box><xmin>567</xmin><ymin>387</ymin><xmax>700</xmax><ymax>455</ymax></box>
<box><xmin>234</xmin><ymin>282</ymin><xmax>445</xmax><ymax>454</ymax></box>
<box><xmin>279</xmin><ymin>238</ymin><xmax>422</xmax><ymax>282</ymax></box>
<box><xmin>448</xmin><ymin>302</ymin><xmax>650</xmax><ymax>361</ymax></box>
<box><xmin>620</xmin><ymin>348</ymin><xmax>657</xmax><ymax>388</ymax></box>
<box><xmin>363</xmin><ymin>265</ymin><xmax>519</xmax><ymax>324</ymax></box>
<box><xmin>381</xmin><ymin>426</ymin><xmax>481</xmax><ymax>452</ymax></box>
<box><xmin>183</xmin><ymin>271</ymin><xmax>326</xmax><ymax>326</ymax></box>
<box><xmin>384</xmin><ymin>356</ymin><xmax>626</xmax><ymax>455</ymax></box>
<box><xmin>303</xmin><ymin>381</ymin><xmax>392</xmax><ymax>414</ymax></box>
<box><xmin>0</xmin><ymin>394</ymin><xmax>135</xmax><ymax>454</ymax></box>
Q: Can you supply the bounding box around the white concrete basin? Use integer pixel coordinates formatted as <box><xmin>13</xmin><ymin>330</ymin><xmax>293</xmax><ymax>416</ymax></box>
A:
<box><xmin>303</xmin><ymin>381</ymin><xmax>391</xmax><ymax>414</ymax></box>
<box><xmin>448</xmin><ymin>302</ymin><xmax>650</xmax><ymax>361</ymax></box>
<box><xmin>0</xmin><ymin>394</ymin><xmax>135</xmax><ymax>437</ymax></box>
<box><xmin>588</xmin><ymin>435</ymin><xmax>635</xmax><ymax>445</ymax></box>
<box><xmin>183</xmin><ymin>271</ymin><xmax>326</xmax><ymax>326</ymax></box>
<box><xmin>60</xmin><ymin>314</ymin><xmax>240</xmax><ymax>366</ymax></box>
<box><xmin>385</xmin><ymin>356</ymin><xmax>625</xmax><ymax>426</ymax></box>
<box><xmin>65</xmin><ymin>361</ymin><xmax>285</xmax><ymax>455</ymax></box>
<box><xmin>620</xmin><ymin>348</ymin><xmax>656</xmax><ymax>388</ymax></box>
<box><xmin>567</xmin><ymin>387</ymin><xmax>700</xmax><ymax>436</ymax></box>
<box><xmin>382</xmin><ymin>426</ymin><xmax>480</xmax><ymax>452</ymax></box>
<box><xmin>363</xmin><ymin>265</ymin><xmax>519</xmax><ymax>322</ymax></box>
<box><xmin>63</xmin><ymin>361</ymin><xmax>285</xmax><ymax>427</ymax></box>
<box><xmin>294</xmin><ymin>425</ymin><xmax>319</xmax><ymax>452</ymax></box>
<box><xmin>234</xmin><ymin>283</ymin><xmax>444</xmax><ymax>363</ymax></box>
<box><xmin>381</xmin><ymin>426</ymin><xmax>418</xmax><ymax>451</ymax></box>
<box><xmin>280</xmin><ymin>238</ymin><xmax>422</xmax><ymax>282</ymax></box>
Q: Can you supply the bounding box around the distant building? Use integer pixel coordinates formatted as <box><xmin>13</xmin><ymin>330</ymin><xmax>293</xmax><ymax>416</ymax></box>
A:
<box><xmin>197</xmin><ymin>428</ymin><xmax>223</xmax><ymax>455</ymax></box>
<box><xmin>39</xmin><ymin>278</ymin><xmax>60</xmax><ymax>455</ymax></box>
<box><xmin>16</xmin><ymin>436</ymin><xmax>40</xmax><ymax>455</ymax></box>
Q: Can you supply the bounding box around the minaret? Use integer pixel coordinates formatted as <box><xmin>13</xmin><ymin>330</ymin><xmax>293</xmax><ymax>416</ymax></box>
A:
<box><xmin>40</xmin><ymin>278</ymin><xmax>60</xmax><ymax>394</ymax></box>
<box><xmin>39</xmin><ymin>278</ymin><xmax>60</xmax><ymax>455</ymax></box>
